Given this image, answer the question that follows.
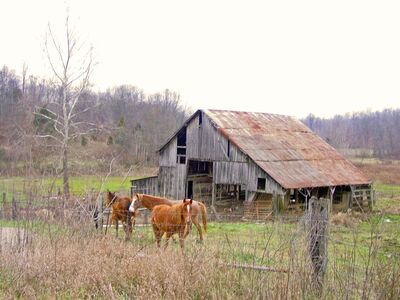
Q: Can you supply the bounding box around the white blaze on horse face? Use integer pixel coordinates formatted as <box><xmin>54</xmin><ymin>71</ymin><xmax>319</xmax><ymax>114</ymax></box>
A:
<box><xmin>129</xmin><ymin>199</ymin><xmax>136</xmax><ymax>213</ymax></box>
<box><xmin>185</xmin><ymin>204</ymin><xmax>191</xmax><ymax>223</ymax></box>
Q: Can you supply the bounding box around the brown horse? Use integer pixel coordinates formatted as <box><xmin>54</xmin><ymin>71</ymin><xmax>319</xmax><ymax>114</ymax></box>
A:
<box><xmin>105</xmin><ymin>191</ymin><xmax>134</xmax><ymax>240</ymax></box>
<box><xmin>129</xmin><ymin>194</ymin><xmax>207</xmax><ymax>241</ymax></box>
<box><xmin>151</xmin><ymin>199</ymin><xmax>193</xmax><ymax>249</ymax></box>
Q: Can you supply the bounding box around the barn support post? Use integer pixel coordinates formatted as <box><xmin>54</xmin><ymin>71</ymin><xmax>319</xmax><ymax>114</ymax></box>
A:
<box><xmin>342</xmin><ymin>191</ymin><xmax>351</xmax><ymax>210</ymax></box>
<box><xmin>368</xmin><ymin>185</ymin><xmax>374</xmax><ymax>210</ymax></box>
<box><xmin>299</xmin><ymin>188</ymin><xmax>311</xmax><ymax>211</ymax></box>
<box><xmin>307</xmin><ymin>196</ymin><xmax>329</xmax><ymax>292</ymax></box>
<box><xmin>272</xmin><ymin>192</ymin><xmax>278</xmax><ymax>215</ymax></box>
<box><xmin>283</xmin><ymin>190</ymin><xmax>290</xmax><ymax>211</ymax></box>
<box><xmin>349</xmin><ymin>185</ymin><xmax>355</xmax><ymax>210</ymax></box>
<box><xmin>328</xmin><ymin>186</ymin><xmax>336</xmax><ymax>213</ymax></box>
<box><xmin>211</xmin><ymin>182</ymin><xmax>219</xmax><ymax>220</ymax></box>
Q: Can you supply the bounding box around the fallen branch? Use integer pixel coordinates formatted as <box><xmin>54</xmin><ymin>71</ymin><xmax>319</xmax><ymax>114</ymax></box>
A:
<box><xmin>223</xmin><ymin>263</ymin><xmax>289</xmax><ymax>273</ymax></box>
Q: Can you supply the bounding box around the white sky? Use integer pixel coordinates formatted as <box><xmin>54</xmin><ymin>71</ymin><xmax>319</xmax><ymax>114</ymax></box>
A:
<box><xmin>1</xmin><ymin>0</ymin><xmax>400</xmax><ymax>118</ymax></box>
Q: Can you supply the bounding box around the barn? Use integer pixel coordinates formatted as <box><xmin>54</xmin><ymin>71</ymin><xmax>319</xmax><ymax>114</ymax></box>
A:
<box><xmin>131</xmin><ymin>109</ymin><xmax>372</xmax><ymax>219</ymax></box>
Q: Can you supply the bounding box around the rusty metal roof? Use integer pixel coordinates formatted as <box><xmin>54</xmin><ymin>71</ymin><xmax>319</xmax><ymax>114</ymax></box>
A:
<box><xmin>204</xmin><ymin>109</ymin><xmax>370</xmax><ymax>189</ymax></box>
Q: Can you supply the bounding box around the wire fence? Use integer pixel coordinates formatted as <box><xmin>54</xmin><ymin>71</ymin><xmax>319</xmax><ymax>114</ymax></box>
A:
<box><xmin>0</xmin><ymin>187</ymin><xmax>399</xmax><ymax>298</ymax></box>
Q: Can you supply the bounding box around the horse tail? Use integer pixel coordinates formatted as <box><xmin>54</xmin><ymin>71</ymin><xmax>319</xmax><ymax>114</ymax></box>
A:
<box><xmin>199</xmin><ymin>202</ymin><xmax>207</xmax><ymax>233</ymax></box>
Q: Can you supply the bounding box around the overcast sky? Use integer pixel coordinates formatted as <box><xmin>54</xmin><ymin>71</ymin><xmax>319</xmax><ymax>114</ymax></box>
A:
<box><xmin>1</xmin><ymin>0</ymin><xmax>400</xmax><ymax>118</ymax></box>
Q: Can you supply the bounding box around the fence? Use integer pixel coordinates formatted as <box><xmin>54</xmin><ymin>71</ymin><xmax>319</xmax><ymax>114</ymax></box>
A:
<box><xmin>0</xmin><ymin>187</ymin><xmax>399</xmax><ymax>298</ymax></box>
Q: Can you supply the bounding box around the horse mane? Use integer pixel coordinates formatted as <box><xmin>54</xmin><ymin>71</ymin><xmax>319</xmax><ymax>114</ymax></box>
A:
<box><xmin>138</xmin><ymin>194</ymin><xmax>169</xmax><ymax>201</ymax></box>
<box><xmin>137</xmin><ymin>194</ymin><xmax>174</xmax><ymax>206</ymax></box>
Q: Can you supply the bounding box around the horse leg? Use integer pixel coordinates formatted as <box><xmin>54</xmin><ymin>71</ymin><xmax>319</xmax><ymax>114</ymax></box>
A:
<box><xmin>178</xmin><ymin>230</ymin><xmax>185</xmax><ymax>249</ymax></box>
<box><xmin>152</xmin><ymin>225</ymin><xmax>162</xmax><ymax>248</ymax></box>
<box><xmin>124</xmin><ymin>213</ymin><xmax>132</xmax><ymax>241</ymax></box>
<box><xmin>164</xmin><ymin>232</ymin><xmax>173</xmax><ymax>249</ymax></box>
<box><xmin>192</xmin><ymin>216</ymin><xmax>203</xmax><ymax>242</ymax></box>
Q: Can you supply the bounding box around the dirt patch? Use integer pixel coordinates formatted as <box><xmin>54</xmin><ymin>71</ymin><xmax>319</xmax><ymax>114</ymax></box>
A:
<box><xmin>354</xmin><ymin>161</ymin><xmax>400</xmax><ymax>184</ymax></box>
<box><xmin>0</xmin><ymin>227</ymin><xmax>33</xmax><ymax>250</ymax></box>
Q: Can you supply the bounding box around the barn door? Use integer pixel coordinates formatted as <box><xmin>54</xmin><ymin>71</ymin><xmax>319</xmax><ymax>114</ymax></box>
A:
<box><xmin>187</xmin><ymin>180</ymin><xmax>193</xmax><ymax>199</ymax></box>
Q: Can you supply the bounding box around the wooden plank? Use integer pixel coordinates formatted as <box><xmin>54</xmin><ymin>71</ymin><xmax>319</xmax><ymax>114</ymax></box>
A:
<box><xmin>224</xmin><ymin>263</ymin><xmax>289</xmax><ymax>273</ymax></box>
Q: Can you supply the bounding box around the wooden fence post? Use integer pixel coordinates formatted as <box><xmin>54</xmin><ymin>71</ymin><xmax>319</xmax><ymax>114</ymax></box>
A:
<box><xmin>308</xmin><ymin>196</ymin><xmax>329</xmax><ymax>291</ymax></box>
<box><xmin>272</xmin><ymin>192</ymin><xmax>279</xmax><ymax>215</ymax></box>
<box><xmin>1</xmin><ymin>192</ymin><xmax>5</xmax><ymax>219</ymax></box>
<box><xmin>96</xmin><ymin>194</ymin><xmax>104</xmax><ymax>232</ymax></box>
<box><xmin>27</xmin><ymin>191</ymin><xmax>33</xmax><ymax>220</ymax></box>
<box><xmin>12</xmin><ymin>195</ymin><xmax>18</xmax><ymax>220</ymax></box>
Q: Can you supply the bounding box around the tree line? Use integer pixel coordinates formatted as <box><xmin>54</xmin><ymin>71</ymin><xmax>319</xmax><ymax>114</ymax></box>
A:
<box><xmin>2</xmin><ymin>63</ymin><xmax>399</xmax><ymax>178</ymax></box>
<box><xmin>0</xmin><ymin>65</ymin><xmax>188</xmax><ymax>176</ymax></box>
<box><xmin>302</xmin><ymin>109</ymin><xmax>400</xmax><ymax>159</ymax></box>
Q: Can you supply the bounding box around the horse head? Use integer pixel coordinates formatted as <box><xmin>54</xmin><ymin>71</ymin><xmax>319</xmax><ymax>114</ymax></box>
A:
<box><xmin>106</xmin><ymin>190</ymin><xmax>117</xmax><ymax>206</ymax></box>
<box><xmin>129</xmin><ymin>193</ymin><xmax>141</xmax><ymax>213</ymax></box>
<box><xmin>182</xmin><ymin>198</ymin><xmax>193</xmax><ymax>224</ymax></box>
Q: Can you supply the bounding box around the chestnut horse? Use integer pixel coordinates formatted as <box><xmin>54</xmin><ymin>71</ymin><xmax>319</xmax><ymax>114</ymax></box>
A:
<box><xmin>129</xmin><ymin>194</ymin><xmax>207</xmax><ymax>241</ymax></box>
<box><xmin>105</xmin><ymin>191</ymin><xmax>134</xmax><ymax>240</ymax></box>
<box><xmin>151</xmin><ymin>199</ymin><xmax>193</xmax><ymax>249</ymax></box>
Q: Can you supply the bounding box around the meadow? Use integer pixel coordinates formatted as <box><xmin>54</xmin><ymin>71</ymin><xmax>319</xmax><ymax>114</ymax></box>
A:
<box><xmin>0</xmin><ymin>163</ymin><xmax>399</xmax><ymax>298</ymax></box>
<box><xmin>0</xmin><ymin>175</ymin><xmax>133</xmax><ymax>201</ymax></box>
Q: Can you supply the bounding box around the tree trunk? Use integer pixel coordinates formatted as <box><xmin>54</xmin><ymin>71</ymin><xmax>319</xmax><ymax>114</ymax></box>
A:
<box><xmin>62</xmin><ymin>144</ymin><xmax>70</xmax><ymax>199</ymax></box>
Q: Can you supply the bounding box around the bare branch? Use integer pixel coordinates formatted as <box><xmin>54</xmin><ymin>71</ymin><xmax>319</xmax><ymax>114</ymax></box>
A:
<box><xmin>70</xmin><ymin>103</ymin><xmax>100</xmax><ymax>120</ymax></box>
<box><xmin>31</xmin><ymin>134</ymin><xmax>63</xmax><ymax>144</ymax></box>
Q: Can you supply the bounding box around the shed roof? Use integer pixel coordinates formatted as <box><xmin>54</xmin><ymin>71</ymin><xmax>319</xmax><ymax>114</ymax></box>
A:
<box><xmin>204</xmin><ymin>109</ymin><xmax>370</xmax><ymax>189</ymax></box>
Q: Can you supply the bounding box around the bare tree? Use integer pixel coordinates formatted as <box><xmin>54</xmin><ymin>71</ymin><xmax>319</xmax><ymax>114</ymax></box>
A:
<box><xmin>37</xmin><ymin>16</ymin><xmax>95</xmax><ymax>199</ymax></box>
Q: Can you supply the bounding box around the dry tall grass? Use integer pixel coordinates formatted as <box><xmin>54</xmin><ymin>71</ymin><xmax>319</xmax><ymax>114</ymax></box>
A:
<box><xmin>1</xmin><ymin>214</ymin><xmax>399</xmax><ymax>299</ymax></box>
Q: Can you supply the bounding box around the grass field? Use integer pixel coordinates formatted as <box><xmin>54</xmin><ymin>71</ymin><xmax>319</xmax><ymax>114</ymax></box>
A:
<box><xmin>0</xmin><ymin>176</ymin><xmax>134</xmax><ymax>201</ymax></box>
<box><xmin>0</xmin><ymin>161</ymin><xmax>399</xmax><ymax>298</ymax></box>
<box><xmin>0</xmin><ymin>211</ymin><xmax>399</xmax><ymax>298</ymax></box>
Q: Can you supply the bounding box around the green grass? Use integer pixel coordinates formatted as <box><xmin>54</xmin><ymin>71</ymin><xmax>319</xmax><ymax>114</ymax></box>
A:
<box><xmin>374</xmin><ymin>182</ymin><xmax>400</xmax><ymax>194</ymax></box>
<box><xmin>0</xmin><ymin>175</ymin><xmax>138</xmax><ymax>200</ymax></box>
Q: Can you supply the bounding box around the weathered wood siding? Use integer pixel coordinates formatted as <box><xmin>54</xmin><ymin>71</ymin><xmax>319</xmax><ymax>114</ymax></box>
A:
<box><xmin>186</xmin><ymin>113</ymin><xmax>247</xmax><ymax>162</ymax></box>
<box><xmin>213</xmin><ymin>161</ymin><xmax>248</xmax><ymax>185</ymax></box>
<box><xmin>160</xmin><ymin>138</ymin><xmax>177</xmax><ymax>167</ymax></box>
<box><xmin>247</xmin><ymin>161</ymin><xmax>284</xmax><ymax>194</ymax></box>
<box><xmin>158</xmin><ymin>165</ymin><xmax>187</xmax><ymax>199</ymax></box>
<box><xmin>131</xmin><ymin>176</ymin><xmax>159</xmax><ymax>196</ymax></box>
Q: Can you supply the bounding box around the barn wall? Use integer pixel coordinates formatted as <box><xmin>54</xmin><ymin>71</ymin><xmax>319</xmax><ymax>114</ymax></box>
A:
<box><xmin>160</xmin><ymin>138</ymin><xmax>177</xmax><ymax>167</ymax></box>
<box><xmin>247</xmin><ymin>161</ymin><xmax>284</xmax><ymax>194</ymax></box>
<box><xmin>175</xmin><ymin>164</ymin><xmax>187</xmax><ymax>199</ymax></box>
<box><xmin>158</xmin><ymin>165</ymin><xmax>187</xmax><ymax>199</ymax></box>
<box><xmin>213</xmin><ymin>161</ymin><xmax>248</xmax><ymax>185</ymax></box>
<box><xmin>155</xmin><ymin>110</ymin><xmax>284</xmax><ymax>200</ymax></box>
<box><xmin>187</xmin><ymin>113</ymin><xmax>247</xmax><ymax>162</ymax></box>
<box><xmin>131</xmin><ymin>176</ymin><xmax>159</xmax><ymax>196</ymax></box>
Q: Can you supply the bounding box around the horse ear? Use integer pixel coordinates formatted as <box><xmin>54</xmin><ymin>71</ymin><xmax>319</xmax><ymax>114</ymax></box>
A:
<box><xmin>182</xmin><ymin>199</ymin><xmax>186</xmax><ymax>203</ymax></box>
<box><xmin>190</xmin><ymin>199</ymin><xmax>193</xmax><ymax>204</ymax></box>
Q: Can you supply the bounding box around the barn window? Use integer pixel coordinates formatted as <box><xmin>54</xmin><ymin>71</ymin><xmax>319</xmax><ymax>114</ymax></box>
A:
<box><xmin>177</xmin><ymin>127</ymin><xmax>187</xmax><ymax>164</ymax></box>
<box><xmin>227</xmin><ymin>140</ymin><xmax>231</xmax><ymax>158</ymax></box>
<box><xmin>188</xmin><ymin>160</ymin><xmax>211</xmax><ymax>175</ymax></box>
<box><xmin>198</xmin><ymin>112</ymin><xmax>203</xmax><ymax>126</ymax></box>
<box><xmin>257</xmin><ymin>178</ymin><xmax>266</xmax><ymax>190</ymax></box>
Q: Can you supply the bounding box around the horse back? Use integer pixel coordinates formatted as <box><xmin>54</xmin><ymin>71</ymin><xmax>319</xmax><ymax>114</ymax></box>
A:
<box><xmin>151</xmin><ymin>204</ymin><xmax>183</xmax><ymax>233</ymax></box>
